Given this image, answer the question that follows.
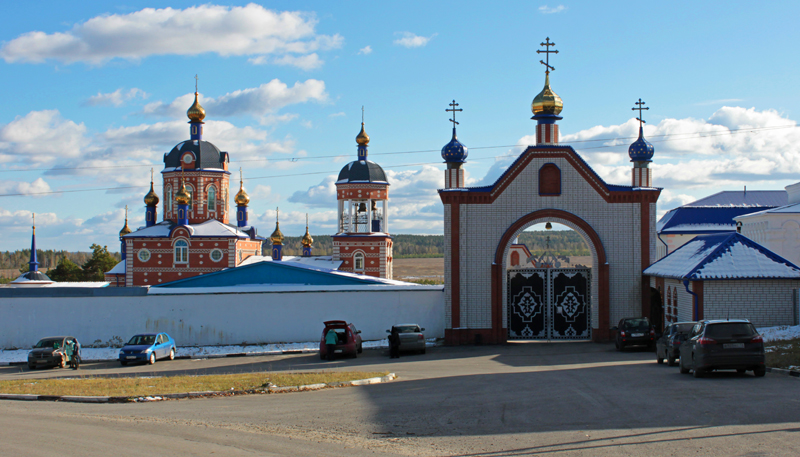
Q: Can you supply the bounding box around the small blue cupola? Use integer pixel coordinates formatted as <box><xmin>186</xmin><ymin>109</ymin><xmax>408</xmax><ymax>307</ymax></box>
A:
<box><xmin>628</xmin><ymin>126</ymin><xmax>655</xmax><ymax>162</ymax></box>
<box><xmin>442</xmin><ymin>100</ymin><xmax>468</xmax><ymax>163</ymax></box>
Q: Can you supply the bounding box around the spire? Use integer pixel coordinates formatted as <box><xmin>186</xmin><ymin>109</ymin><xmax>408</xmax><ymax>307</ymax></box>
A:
<box><xmin>628</xmin><ymin>98</ymin><xmax>655</xmax><ymax>163</ymax></box>
<box><xmin>356</xmin><ymin>107</ymin><xmax>370</xmax><ymax>161</ymax></box>
<box><xmin>442</xmin><ymin>100</ymin><xmax>468</xmax><ymax>164</ymax></box>
<box><xmin>531</xmin><ymin>37</ymin><xmax>563</xmax><ymax>145</ymax></box>
<box><xmin>29</xmin><ymin>213</ymin><xmax>39</xmax><ymax>272</ymax></box>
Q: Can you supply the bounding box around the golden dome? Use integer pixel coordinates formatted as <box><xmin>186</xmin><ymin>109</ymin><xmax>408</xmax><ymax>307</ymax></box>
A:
<box><xmin>119</xmin><ymin>220</ymin><xmax>132</xmax><ymax>237</ymax></box>
<box><xmin>144</xmin><ymin>181</ymin><xmax>160</xmax><ymax>206</ymax></box>
<box><xmin>531</xmin><ymin>73</ymin><xmax>563</xmax><ymax>115</ymax></box>
<box><xmin>235</xmin><ymin>182</ymin><xmax>250</xmax><ymax>206</ymax></box>
<box><xmin>187</xmin><ymin>92</ymin><xmax>206</xmax><ymax>123</ymax></box>
<box><xmin>301</xmin><ymin>226</ymin><xmax>313</xmax><ymax>248</ymax></box>
<box><xmin>270</xmin><ymin>208</ymin><xmax>284</xmax><ymax>245</ymax></box>
<box><xmin>175</xmin><ymin>179</ymin><xmax>191</xmax><ymax>205</ymax></box>
<box><xmin>356</xmin><ymin>123</ymin><xmax>370</xmax><ymax>145</ymax></box>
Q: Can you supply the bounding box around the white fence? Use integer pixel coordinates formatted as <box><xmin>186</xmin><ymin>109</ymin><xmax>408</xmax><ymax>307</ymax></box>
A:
<box><xmin>0</xmin><ymin>285</ymin><xmax>445</xmax><ymax>349</ymax></box>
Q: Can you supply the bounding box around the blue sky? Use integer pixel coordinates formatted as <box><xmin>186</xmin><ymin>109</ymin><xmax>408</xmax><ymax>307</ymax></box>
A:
<box><xmin>2</xmin><ymin>1</ymin><xmax>800</xmax><ymax>252</ymax></box>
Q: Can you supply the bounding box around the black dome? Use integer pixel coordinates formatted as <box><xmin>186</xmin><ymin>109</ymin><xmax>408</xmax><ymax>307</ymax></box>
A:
<box><xmin>164</xmin><ymin>140</ymin><xmax>229</xmax><ymax>169</ymax></box>
<box><xmin>337</xmin><ymin>160</ymin><xmax>388</xmax><ymax>184</ymax></box>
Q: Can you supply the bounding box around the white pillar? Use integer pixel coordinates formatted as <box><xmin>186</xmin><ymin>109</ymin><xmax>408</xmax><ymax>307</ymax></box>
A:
<box><xmin>383</xmin><ymin>200</ymin><xmax>388</xmax><ymax>234</ymax></box>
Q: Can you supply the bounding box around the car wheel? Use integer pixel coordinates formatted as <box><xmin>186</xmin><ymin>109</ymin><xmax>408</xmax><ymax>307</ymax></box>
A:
<box><xmin>679</xmin><ymin>356</ymin><xmax>690</xmax><ymax>374</ymax></box>
<box><xmin>120</xmin><ymin>361</ymin><xmax>128</xmax><ymax>366</ymax></box>
<box><xmin>148</xmin><ymin>352</ymin><xmax>156</xmax><ymax>365</ymax></box>
<box><xmin>28</xmin><ymin>364</ymin><xmax>36</xmax><ymax>370</ymax></box>
<box><xmin>667</xmin><ymin>354</ymin><xmax>676</xmax><ymax>366</ymax></box>
<box><xmin>754</xmin><ymin>366</ymin><xmax>766</xmax><ymax>377</ymax></box>
<box><xmin>693</xmin><ymin>367</ymin><xmax>705</xmax><ymax>378</ymax></box>
<box><xmin>169</xmin><ymin>348</ymin><xmax>175</xmax><ymax>360</ymax></box>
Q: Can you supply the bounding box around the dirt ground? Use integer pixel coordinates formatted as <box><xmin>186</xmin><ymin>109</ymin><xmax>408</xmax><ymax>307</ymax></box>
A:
<box><xmin>393</xmin><ymin>257</ymin><xmax>444</xmax><ymax>283</ymax></box>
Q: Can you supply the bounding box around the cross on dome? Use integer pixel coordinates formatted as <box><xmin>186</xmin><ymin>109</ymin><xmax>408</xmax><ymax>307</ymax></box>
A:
<box><xmin>537</xmin><ymin>37</ymin><xmax>559</xmax><ymax>75</ymax></box>
<box><xmin>632</xmin><ymin>98</ymin><xmax>649</xmax><ymax>128</ymax></box>
<box><xmin>446</xmin><ymin>100</ymin><xmax>462</xmax><ymax>128</ymax></box>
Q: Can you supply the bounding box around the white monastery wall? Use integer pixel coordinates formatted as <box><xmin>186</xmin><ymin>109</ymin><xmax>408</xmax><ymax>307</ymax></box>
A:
<box><xmin>704</xmin><ymin>280</ymin><xmax>800</xmax><ymax>327</ymax></box>
<box><xmin>0</xmin><ymin>287</ymin><xmax>444</xmax><ymax>350</ymax></box>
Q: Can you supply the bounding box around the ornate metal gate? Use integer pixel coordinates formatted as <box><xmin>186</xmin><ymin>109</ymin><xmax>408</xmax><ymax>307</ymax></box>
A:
<box><xmin>507</xmin><ymin>268</ymin><xmax>591</xmax><ymax>340</ymax></box>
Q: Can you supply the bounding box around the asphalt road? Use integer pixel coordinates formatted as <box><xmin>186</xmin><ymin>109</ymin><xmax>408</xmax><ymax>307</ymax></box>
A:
<box><xmin>2</xmin><ymin>343</ymin><xmax>800</xmax><ymax>456</ymax></box>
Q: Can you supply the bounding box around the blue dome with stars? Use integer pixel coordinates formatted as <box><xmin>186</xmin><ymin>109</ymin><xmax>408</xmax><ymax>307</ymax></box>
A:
<box><xmin>441</xmin><ymin>128</ymin><xmax>468</xmax><ymax>163</ymax></box>
<box><xmin>628</xmin><ymin>126</ymin><xmax>654</xmax><ymax>162</ymax></box>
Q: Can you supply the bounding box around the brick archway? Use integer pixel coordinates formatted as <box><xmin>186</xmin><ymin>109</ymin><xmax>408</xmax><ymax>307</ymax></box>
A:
<box><xmin>490</xmin><ymin>209</ymin><xmax>610</xmax><ymax>343</ymax></box>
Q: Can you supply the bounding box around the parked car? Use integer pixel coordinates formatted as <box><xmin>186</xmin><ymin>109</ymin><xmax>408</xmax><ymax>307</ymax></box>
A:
<box><xmin>612</xmin><ymin>317</ymin><xmax>655</xmax><ymax>351</ymax></box>
<box><xmin>386</xmin><ymin>324</ymin><xmax>427</xmax><ymax>354</ymax></box>
<box><xmin>119</xmin><ymin>333</ymin><xmax>176</xmax><ymax>365</ymax></box>
<box><xmin>679</xmin><ymin>319</ymin><xmax>766</xmax><ymax>378</ymax></box>
<box><xmin>319</xmin><ymin>321</ymin><xmax>363</xmax><ymax>360</ymax></box>
<box><xmin>656</xmin><ymin>321</ymin><xmax>696</xmax><ymax>366</ymax></box>
<box><xmin>28</xmin><ymin>336</ymin><xmax>80</xmax><ymax>369</ymax></box>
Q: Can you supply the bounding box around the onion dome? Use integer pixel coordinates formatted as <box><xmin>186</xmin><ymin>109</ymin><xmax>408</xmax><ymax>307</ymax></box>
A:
<box><xmin>187</xmin><ymin>92</ymin><xmax>206</xmax><ymax>122</ymax></box>
<box><xmin>270</xmin><ymin>209</ymin><xmax>284</xmax><ymax>245</ymax></box>
<box><xmin>144</xmin><ymin>181</ymin><xmax>160</xmax><ymax>207</ymax></box>
<box><xmin>628</xmin><ymin>126</ymin><xmax>655</xmax><ymax>162</ymax></box>
<box><xmin>356</xmin><ymin>123</ymin><xmax>370</xmax><ymax>145</ymax></box>
<box><xmin>234</xmin><ymin>181</ymin><xmax>250</xmax><ymax>206</ymax></box>
<box><xmin>119</xmin><ymin>209</ymin><xmax>132</xmax><ymax>237</ymax></box>
<box><xmin>531</xmin><ymin>73</ymin><xmax>563</xmax><ymax>116</ymax></box>
<box><xmin>301</xmin><ymin>226</ymin><xmax>313</xmax><ymax>248</ymax></box>
<box><xmin>441</xmin><ymin>128</ymin><xmax>468</xmax><ymax>163</ymax></box>
<box><xmin>175</xmin><ymin>179</ymin><xmax>191</xmax><ymax>205</ymax></box>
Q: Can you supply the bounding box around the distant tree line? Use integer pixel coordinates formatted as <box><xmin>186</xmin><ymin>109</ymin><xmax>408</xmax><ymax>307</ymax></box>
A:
<box><xmin>0</xmin><ymin>249</ymin><xmax>95</xmax><ymax>271</ymax></box>
<box><xmin>271</xmin><ymin>234</ymin><xmax>446</xmax><ymax>258</ymax></box>
<box><xmin>516</xmin><ymin>231</ymin><xmax>590</xmax><ymax>256</ymax></box>
<box><xmin>0</xmin><ymin>244</ymin><xmax>121</xmax><ymax>283</ymax></box>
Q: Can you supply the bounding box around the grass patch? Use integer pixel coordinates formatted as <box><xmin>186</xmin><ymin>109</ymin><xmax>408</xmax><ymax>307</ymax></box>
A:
<box><xmin>765</xmin><ymin>337</ymin><xmax>800</xmax><ymax>370</ymax></box>
<box><xmin>0</xmin><ymin>371</ymin><xmax>388</xmax><ymax>397</ymax></box>
<box><xmin>405</xmin><ymin>278</ymin><xmax>445</xmax><ymax>285</ymax></box>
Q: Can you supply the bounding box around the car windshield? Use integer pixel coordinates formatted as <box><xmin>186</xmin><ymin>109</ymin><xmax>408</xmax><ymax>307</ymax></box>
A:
<box><xmin>34</xmin><ymin>338</ymin><xmax>63</xmax><ymax>349</ymax></box>
<box><xmin>705</xmin><ymin>323</ymin><xmax>756</xmax><ymax>338</ymax></box>
<box><xmin>674</xmin><ymin>323</ymin><xmax>694</xmax><ymax>334</ymax></box>
<box><xmin>623</xmin><ymin>319</ymin><xmax>650</xmax><ymax>331</ymax></box>
<box><xmin>394</xmin><ymin>325</ymin><xmax>421</xmax><ymax>333</ymax></box>
<box><xmin>127</xmin><ymin>335</ymin><xmax>156</xmax><ymax>346</ymax></box>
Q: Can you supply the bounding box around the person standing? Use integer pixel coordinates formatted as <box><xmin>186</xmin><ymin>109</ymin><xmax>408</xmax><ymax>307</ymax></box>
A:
<box><xmin>325</xmin><ymin>329</ymin><xmax>338</xmax><ymax>361</ymax></box>
<box><xmin>389</xmin><ymin>329</ymin><xmax>401</xmax><ymax>359</ymax></box>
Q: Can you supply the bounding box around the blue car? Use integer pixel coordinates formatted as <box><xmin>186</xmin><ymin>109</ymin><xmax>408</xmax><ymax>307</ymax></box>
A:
<box><xmin>119</xmin><ymin>333</ymin><xmax>176</xmax><ymax>365</ymax></box>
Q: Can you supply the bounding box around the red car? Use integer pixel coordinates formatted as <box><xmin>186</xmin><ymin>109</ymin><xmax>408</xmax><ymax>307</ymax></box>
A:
<box><xmin>319</xmin><ymin>320</ymin><xmax>363</xmax><ymax>359</ymax></box>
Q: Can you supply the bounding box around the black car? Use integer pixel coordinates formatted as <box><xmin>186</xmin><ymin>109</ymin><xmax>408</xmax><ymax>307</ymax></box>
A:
<box><xmin>656</xmin><ymin>321</ymin><xmax>695</xmax><ymax>366</ymax></box>
<box><xmin>679</xmin><ymin>319</ymin><xmax>766</xmax><ymax>378</ymax></box>
<box><xmin>612</xmin><ymin>317</ymin><xmax>655</xmax><ymax>351</ymax></box>
<box><xmin>27</xmin><ymin>336</ymin><xmax>80</xmax><ymax>369</ymax></box>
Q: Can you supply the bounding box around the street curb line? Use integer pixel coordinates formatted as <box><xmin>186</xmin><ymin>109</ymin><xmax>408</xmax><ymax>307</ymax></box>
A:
<box><xmin>766</xmin><ymin>367</ymin><xmax>800</xmax><ymax>378</ymax></box>
<box><xmin>0</xmin><ymin>373</ymin><xmax>396</xmax><ymax>403</ymax></box>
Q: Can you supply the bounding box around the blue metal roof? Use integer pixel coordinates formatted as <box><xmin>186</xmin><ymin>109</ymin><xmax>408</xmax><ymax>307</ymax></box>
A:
<box><xmin>657</xmin><ymin>206</ymin><xmax>773</xmax><ymax>234</ymax></box>
<box><xmin>684</xmin><ymin>190</ymin><xmax>787</xmax><ymax>207</ymax></box>
<box><xmin>644</xmin><ymin>232</ymin><xmax>800</xmax><ymax>280</ymax></box>
<box><xmin>153</xmin><ymin>259</ymin><xmax>386</xmax><ymax>288</ymax></box>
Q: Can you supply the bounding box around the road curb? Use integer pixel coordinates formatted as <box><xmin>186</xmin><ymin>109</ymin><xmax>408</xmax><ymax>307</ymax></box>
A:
<box><xmin>0</xmin><ymin>373</ymin><xmax>396</xmax><ymax>403</ymax></box>
<box><xmin>767</xmin><ymin>367</ymin><xmax>800</xmax><ymax>378</ymax></box>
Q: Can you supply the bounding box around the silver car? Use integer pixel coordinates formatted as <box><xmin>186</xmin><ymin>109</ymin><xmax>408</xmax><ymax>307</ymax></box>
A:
<box><xmin>387</xmin><ymin>324</ymin><xmax>427</xmax><ymax>354</ymax></box>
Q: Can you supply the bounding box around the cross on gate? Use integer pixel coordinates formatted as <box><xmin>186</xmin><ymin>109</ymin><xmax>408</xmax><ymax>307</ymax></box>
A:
<box><xmin>537</xmin><ymin>37</ymin><xmax>558</xmax><ymax>74</ymax></box>
<box><xmin>446</xmin><ymin>100</ymin><xmax>462</xmax><ymax>127</ymax></box>
<box><xmin>632</xmin><ymin>98</ymin><xmax>649</xmax><ymax>127</ymax></box>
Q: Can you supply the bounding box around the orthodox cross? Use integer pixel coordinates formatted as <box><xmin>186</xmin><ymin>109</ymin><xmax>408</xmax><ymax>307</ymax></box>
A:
<box><xmin>446</xmin><ymin>100</ymin><xmax>462</xmax><ymax>127</ymax></box>
<box><xmin>537</xmin><ymin>37</ymin><xmax>558</xmax><ymax>74</ymax></box>
<box><xmin>32</xmin><ymin>213</ymin><xmax>35</xmax><ymax>230</ymax></box>
<box><xmin>195</xmin><ymin>74</ymin><xmax>199</xmax><ymax>92</ymax></box>
<box><xmin>632</xmin><ymin>98</ymin><xmax>649</xmax><ymax>127</ymax></box>
<box><xmin>276</xmin><ymin>207</ymin><xmax>279</xmax><ymax>223</ymax></box>
<box><xmin>306</xmin><ymin>213</ymin><xmax>309</xmax><ymax>229</ymax></box>
<box><xmin>124</xmin><ymin>205</ymin><xmax>128</xmax><ymax>220</ymax></box>
<box><xmin>239</xmin><ymin>167</ymin><xmax>243</xmax><ymax>186</ymax></box>
<box><xmin>150</xmin><ymin>167</ymin><xmax>154</xmax><ymax>183</ymax></box>
<box><xmin>361</xmin><ymin>106</ymin><xmax>365</xmax><ymax>124</ymax></box>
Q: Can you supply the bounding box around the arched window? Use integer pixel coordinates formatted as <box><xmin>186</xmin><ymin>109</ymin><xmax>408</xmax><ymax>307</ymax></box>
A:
<box><xmin>354</xmin><ymin>252</ymin><xmax>365</xmax><ymax>272</ymax></box>
<box><xmin>207</xmin><ymin>186</ymin><xmax>217</xmax><ymax>211</ymax></box>
<box><xmin>185</xmin><ymin>184</ymin><xmax>194</xmax><ymax>209</ymax></box>
<box><xmin>174</xmin><ymin>240</ymin><xmax>188</xmax><ymax>264</ymax></box>
<box><xmin>511</xmin><ymin>251</ymin><xmax>520</xmax><ymax>266</ymax></box>
<box><xmin>539</xmin><ymin>163</ymin><xmax>561</xmax><ymax>196</ymax></box>
<box><xmin>165</xmin><ymin>187</ymin><xmax>172</xmax><ymax>213</ymax></box>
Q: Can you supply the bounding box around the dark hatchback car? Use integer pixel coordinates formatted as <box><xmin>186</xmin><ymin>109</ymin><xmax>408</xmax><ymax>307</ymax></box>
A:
<box><xmin>319</xmin><ymin>320</ymin><xmax>363</xmax><ymax>360</ymax></box>
<box><xmin>679</xmin><ymin>319</ymin><xmax>766</xmax><ymax>378</ymax></box>
<box><xmin>27</xmin><ymin>336</ymin><xmax>80</xmax><ymax>369</ymax></box>
<box><xmin>656</xmin><ymin>321</ymin><xmax>696</xmax><ymax>366</ymax></box>
<box><xmin>612</xmin><ymin>317</ymin><xmax>655</xmax><ymax>351</ymax></box>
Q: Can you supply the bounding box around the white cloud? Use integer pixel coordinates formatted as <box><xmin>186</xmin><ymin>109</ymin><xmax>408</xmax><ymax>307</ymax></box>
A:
<box><xmin>539</xmin><ymin>5</ymin><xmax>567</xmax><ymax>14</ymax></box>
<box><xmin>393</xmin><ymin>32</ymin><xmax>436</xmax><ymax>48</ymax></box>
<box><xmin>143</xmin><ymin>79</ymin><xmax>327</xmax><ymax>119</ymax></box>
<box><xmin>84</xmin><ymin>88</ymin><xmax>148</xmax><ymax>107</ymax></box>
<box><xmin>329</xmin><ymin>112</ymin><xmax>346</xmax><ymax>118</ymax></box>
<box><xmin>0</xmin><ymin>178</ymin><xmax>52</xmax><ymax>197</ymax></box>
<box><xmin>0</xmin><ymin>110</ymin><xmax>88</xmax><ymax>164</ymax></box>
<box><xmin>272</xmin><ymin>53</ymin><xmax>323</xmax><ymax>70</ymax></box>
<box><xmin>358</xmin><ymin>46</ymin><xmax>372</xmax><ymax>55</ymax></box>
<box><xmin>0</xmin><ymin>4</ymin><xmax>343</xmax><ymax>68</ymax></box>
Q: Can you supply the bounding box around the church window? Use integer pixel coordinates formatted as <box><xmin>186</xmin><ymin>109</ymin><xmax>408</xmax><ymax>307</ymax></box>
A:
<box><xmin>210</xmin><ymin>249</ymin><xmax>223</xmax><ymax>262</ymax></box>
<box><xmin>511</xmin><ymin>251</ymin><xmax>520</xmax><ymax>266</ymax></box>
<box><xmin>354</xmin><ymin>252</ymin><xmax>365</xmax><ymax>272</ymax></box>
<box><xmin>166</xmin><ymin>187</ymin><xmax>172</xmax><ymax>213</ymax></box>
<box><xmin>174</xmin><ymin>240</ymin><xmax>188</xmax><ymax>264</ymax></box>
<box><xmin>539</xmin><ymin>163</ymin><xmax>561</xmax><ymax>196</ymax></box>
<box><xmin>185</xmin><ymin>184</ymin><xmax>194</xmax><ymax>209</ymax></box>
<box><xmin>137</xmin><ymin>249</ymin><xmax>151</xmax><ymax>263</ymax></box>
<box><xmin>207</xmin><ymin>186</ymin><xmax>217</xmax><ymax>211</ymax></box>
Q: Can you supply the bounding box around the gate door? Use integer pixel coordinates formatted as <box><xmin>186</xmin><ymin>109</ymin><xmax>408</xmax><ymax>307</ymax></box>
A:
<box><xmin>508</xmin><ymin>268</ymin><xmax>591</xmax><ymax>340</ymax></box>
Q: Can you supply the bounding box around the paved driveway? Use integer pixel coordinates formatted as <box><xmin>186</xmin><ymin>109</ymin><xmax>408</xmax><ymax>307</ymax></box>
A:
<box><xmin>2</xmin><ymin>342</ymin><xmax>799</xmax><ymax>456</ymax></box>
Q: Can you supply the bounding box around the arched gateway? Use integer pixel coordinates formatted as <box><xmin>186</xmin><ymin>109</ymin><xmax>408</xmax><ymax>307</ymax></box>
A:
<box><xmin>438</xmin><ymin>40</ymin><xmax>661</xmax><ymax>344</ymax></box>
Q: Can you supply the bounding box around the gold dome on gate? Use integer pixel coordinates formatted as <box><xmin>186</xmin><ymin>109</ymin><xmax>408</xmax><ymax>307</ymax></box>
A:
<box><xmin>301</xmin><ymin>224</ymin><xmax>313</xmax><ymax>248</ymax></box>
<box><xmin>531</xmin><ymin>73</ymin><xmax>563</xmax><ymax>115</ymax></box>
<box><xmin>356</xmin><ymin>123</ymin><xmax>370</xmax><ymax>145</ymax></box>
<box><xmin>270</xmin><ymin>208</ymin><xmax>284</xmax><ymax>245</ymax></box>
<box><xmin>175</xmin><ymin>179</ymin><xmax>191</xmax><ymax>205</ymax></box>
<box><xmin>144</xmin><ymin>181</ymin><xmax>160</xmax><ymax>207</ymax></box>
<box><xmin>187</xmin><ymin>92</ymin><xmax>206</xmax><ymax>123</ymax></box>
<box><xmin>234</xmin><ymin>182</ymin><xmax>250</xmax><ymax>206</ymax></box>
